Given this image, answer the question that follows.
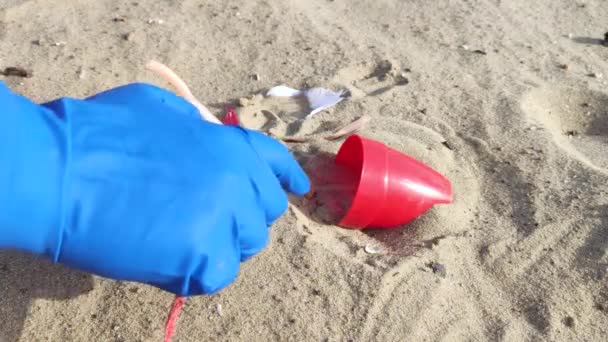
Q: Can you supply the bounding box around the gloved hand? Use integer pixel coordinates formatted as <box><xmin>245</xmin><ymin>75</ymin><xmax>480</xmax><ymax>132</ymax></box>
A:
<box><xmin>0</xmin><ymin>82</ymin><xmax>309</xmax><ymax>296</ymax></box>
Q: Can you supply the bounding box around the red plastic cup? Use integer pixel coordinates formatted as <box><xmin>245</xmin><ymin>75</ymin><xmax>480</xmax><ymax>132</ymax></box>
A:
<box><xmin>334</xmin><ymin>135</ymin><xmax>453</xmax><ymax>229</ymax></box>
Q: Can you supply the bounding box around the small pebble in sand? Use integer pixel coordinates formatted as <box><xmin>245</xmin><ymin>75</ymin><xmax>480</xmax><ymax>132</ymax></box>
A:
<box><xmin>427</xmin><ymin>262</ymin><xmax>447</xmax><ymax>278</ymax></box>
<box><xmin>77</xmin><ymin>67</ymin><xmax>86</xmax><ymax>79</ymax></box>
<box><xmin>460</xmin><ymin>44</ymin><xmax>470</xmax><ymax>50</ymax></box>
<box><xmin>122</xmin><ymin>32</ymin><xmax>134</xmax><ymax>41</ymax></box>
<box><xmin>216</xmin><ymin>303</ymin><xmax>223</xmax><ymax>316</ymax></box>
<box><xmin>147</xmin><ymin>18</ymin><xmax>164</xmax><ymax>24</ymax></box>
<box><xmin>604</xmin><ymin>32</ymin><xmax>608</xmax><ymax>45</ymax></box>
<box><xmin>252</xmin><ymin>73</ymin><xmax>260</xmax><ymax>81</ymax></box>
<box><xmin>395</xmin><ymin>73</ymin><xmax>409</xmax><ymax>85</ymax></box>
<box><xmin>558</xmin><ymin>63</ymin><xmax>568</xmax><ymax>70</ymax></box>
<box><xmin>238</xmin><ymin>97</ymin><xmax>250</xmax><ymax>107</ymax></box>
<box><xmin>562</xmin><ymin>316</ymin><xmax>575</xmax><ymax>328</ymax></box>
<box><xmin>588</xmin><ymin>72</ymin><xmax>603</xmax><ymax>79</ymax></box>
<box><xmin>565</xmin><ymin>130</ymin><xmax>578</xmax><ymax>138</ymax></box>
<box><xmin>441</xmin><ymin>141</ymin><xmax>454</xmax><ymax>150</ymax></box>
<box><xmin>51</xmin><ymin>41</ymin><xmax>67</xmax><ymax>47</ymax></box>
<box><xmin>364</xmin><ymin>244</ymin><xmax>383</xmax><ymax>254</ymax></box>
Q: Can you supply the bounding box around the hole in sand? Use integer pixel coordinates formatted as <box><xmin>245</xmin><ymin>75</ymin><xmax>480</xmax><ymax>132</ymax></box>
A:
<box><xmin>522</xmin><ymin>86</ymin><xmax>608</xmax><ymax>170</ymax></box>
<box><xmin>299</xmin><ymin>152</ymin><xmax>359</xmax><ymax>225</ymax></box>
<box><xmin>524</xmin><ymin>87</ymin><xmax>608</xmax><ymax>135</ymax></box>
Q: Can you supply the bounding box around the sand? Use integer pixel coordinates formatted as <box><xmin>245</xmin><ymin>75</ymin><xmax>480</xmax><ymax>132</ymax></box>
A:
<box><xmin>1</xmin><ymin>0</ymin><xmax>607</xmax><ymax>341</ymax></box>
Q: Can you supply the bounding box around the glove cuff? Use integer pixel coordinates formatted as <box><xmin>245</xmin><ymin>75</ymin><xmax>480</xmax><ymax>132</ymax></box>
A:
<box><xmin>0</xmin><ymin>83</ymin><xmax>67</xmax><ymax>259</ymax></box>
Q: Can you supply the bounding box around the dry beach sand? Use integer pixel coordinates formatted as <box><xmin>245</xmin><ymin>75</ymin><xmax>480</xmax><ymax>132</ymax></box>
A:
<box><xmin>1</xmin><ymin>0</ymin><xmax>608</xmax><ymax>341</ymax></box>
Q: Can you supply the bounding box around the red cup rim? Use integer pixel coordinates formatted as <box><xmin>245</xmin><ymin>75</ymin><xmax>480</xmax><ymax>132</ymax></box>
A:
<box><xmin>335</xmin><ymin>135</ymin><xmax>388</xmax><ymax>229</ymax></box>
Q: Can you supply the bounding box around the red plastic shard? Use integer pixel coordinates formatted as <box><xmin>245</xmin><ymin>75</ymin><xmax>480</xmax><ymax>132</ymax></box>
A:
<box><xmin>221</xmin><ymin>105</ymin><xmax>240</xmax><ymax>126</ymax></box>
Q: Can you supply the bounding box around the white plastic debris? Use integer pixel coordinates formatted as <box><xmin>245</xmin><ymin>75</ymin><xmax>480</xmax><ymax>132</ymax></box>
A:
<box><xmin>266</xmin><ymin>85</ymin><xmax>347</xmax><ymax>118</ymax></box>
<box><xmin>266</xmin><ymin>85</ymin><xmax>303</xmax><ymax>97</ymax></box>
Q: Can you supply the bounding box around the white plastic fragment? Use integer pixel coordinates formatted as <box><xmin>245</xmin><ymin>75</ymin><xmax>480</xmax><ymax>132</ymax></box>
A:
<box><xmin>266</xmin><ymin>85</ymin><xmax>347</xmax><ymax>118</ymax></box>
<box><xmin>305</xmin><ymin>87</ymin><xmax>347</xmax><ymax>118</ymax></box>
<box><xmin>266</xmin><ymin>85</ymin><xmax>303</xmax><ymax>97</ymax></box>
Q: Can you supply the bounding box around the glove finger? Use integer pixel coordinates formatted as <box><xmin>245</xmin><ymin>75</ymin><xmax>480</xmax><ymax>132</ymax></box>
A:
<box><xmin>250</xmin><ymin>171</ymin><xmax>288</xmax><ymax>225</ymax></box>
<box><xmin>189</xmin><ymin>214</ymin><xmax>241</xmax><ymax>295</ymax></box>
<box><xmin>236</xmin><ymin>182</ymin><xmax>271</xmax><ymax>260</ymax></box>
<box><xmin>246</xmin><ymin>131</ymin><xmax>310</xmax><ymax>196</ymax></box>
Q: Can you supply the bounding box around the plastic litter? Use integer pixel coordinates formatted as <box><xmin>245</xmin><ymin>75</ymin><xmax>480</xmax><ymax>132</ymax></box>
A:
<box><xmin>266</xmin><ymin>85</ymin><xmax>347</xmax><ymax>118</ymax></box>
<box><xmin>221</xmin><ymin>105</ymin><xmax>240</xmax><ymax>126</ymax></box>
<box><xmin>331</xmin><ymin>135</ymin><xmax>452</xmax><ymax>229</ymax></box>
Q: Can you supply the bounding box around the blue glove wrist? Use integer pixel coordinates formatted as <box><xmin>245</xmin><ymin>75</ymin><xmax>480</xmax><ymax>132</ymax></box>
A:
<box><xmin>0</xmin><ymin>82</ymin><xmax>66</xmax><ymax>258</ymax></box>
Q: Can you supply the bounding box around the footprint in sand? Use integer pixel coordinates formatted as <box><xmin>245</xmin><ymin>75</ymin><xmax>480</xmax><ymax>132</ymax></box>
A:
<box><xmin>333</xmin><ymin>60</ymin><xmax>409</xmax><ymax>98</ymax></box>
<box><xmin>522</xmin><ymin>86</ymin><xmax>608</xmax><ymax>174</ymax></box>
<box><xmin>235</xmin><ymin>95</ymin><xmax>311</xmax><ymax>138</ymax></box>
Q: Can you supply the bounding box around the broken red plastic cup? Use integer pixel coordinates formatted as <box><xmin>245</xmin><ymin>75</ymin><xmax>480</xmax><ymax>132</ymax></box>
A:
<box><xmin>334</xmin><ymin>134</ymin><xmax>452</xmax><ymax>229</ymax></box>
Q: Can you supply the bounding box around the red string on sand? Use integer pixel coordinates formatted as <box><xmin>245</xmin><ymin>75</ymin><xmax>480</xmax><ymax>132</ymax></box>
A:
<box><xmin>164</xmin><ymin>296</ymin><xmax>187</xmax><ymax>342</ymax></box>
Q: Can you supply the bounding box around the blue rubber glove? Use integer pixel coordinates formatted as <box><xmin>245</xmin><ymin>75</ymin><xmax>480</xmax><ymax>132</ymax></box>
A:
<box><xmin>0</xmin><ymin>82</ymin><xmax>309</xmax><ymax>296</ymax></box>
